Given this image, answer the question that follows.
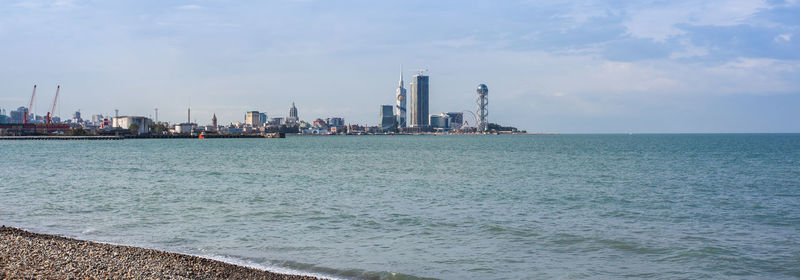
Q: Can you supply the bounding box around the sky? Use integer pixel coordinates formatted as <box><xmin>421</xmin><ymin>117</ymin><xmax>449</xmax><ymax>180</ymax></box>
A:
<box><xmin>0</xmin><ymin>0</ymin><xmax>798</xmax><ymax>133</ymax></box>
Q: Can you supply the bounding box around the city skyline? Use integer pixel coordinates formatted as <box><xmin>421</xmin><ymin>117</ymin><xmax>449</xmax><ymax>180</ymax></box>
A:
<box><xmin>1</xmin><ymin>1</ymin><xmax>799</xmax><ymax>132</ymax></box>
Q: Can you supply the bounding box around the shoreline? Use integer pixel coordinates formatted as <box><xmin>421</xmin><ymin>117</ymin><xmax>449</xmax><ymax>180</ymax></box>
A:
<box><xmin>0</xmin><ymin>225</ymin><xmax>324</xmax><ymax>280</ymax></box>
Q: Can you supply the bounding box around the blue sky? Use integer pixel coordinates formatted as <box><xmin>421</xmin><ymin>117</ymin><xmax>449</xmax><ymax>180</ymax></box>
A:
<box><xmin>1</xmin><ymin>0</ymin><xmax>798</xmax><ymax>132</ymax></box>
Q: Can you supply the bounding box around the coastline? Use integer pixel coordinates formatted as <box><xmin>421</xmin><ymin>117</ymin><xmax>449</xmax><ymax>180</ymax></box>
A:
<box><xmin>0</xmin><ymin>225</ymin><xmax>323</xmax><ymax>280</ymax></box>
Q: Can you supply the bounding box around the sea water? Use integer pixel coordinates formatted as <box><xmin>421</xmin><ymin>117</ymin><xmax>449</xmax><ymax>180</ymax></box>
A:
<box><xmin>1</xmin><ymin>134</ymin><xmax>799</xmax><ymax>279</ymax></box>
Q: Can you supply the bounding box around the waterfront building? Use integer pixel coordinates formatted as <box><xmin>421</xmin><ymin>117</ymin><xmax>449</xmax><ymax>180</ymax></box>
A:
<box><xmin>409</xmin><ymin>73</ymin><xmax>429</xmax><ymax>127</ymax></box>
<box><xmin>173</xmin><ymin>122</ymin><xmax>196</xmax><ymax>134</ymax></box>
<box><xmin>326</xmin><ymin>117</ymin><xmax>345</xmax><ymax>127</ymax></box>
<box><xmin>259</xmin><ymin>113</ymin><xmax>267</xmax><ymax>126</ymax></box>
<box><xmin>0</xmin><ymin>108</ymin><xmax>7</xmax><ymax>124</ymax></box>
<box><xmin>211</xmin><ymin>113</ymin><xmax>217</xmax><ymax>127</ymax></box>
<box><xmin>10</xmin><ymin>107</ymin><xmax>27</xmax><ymax>123</ymax></box>
<box><xmin>395</xmin><ymin>70</ymin><xmax>407</xmax><ymax>128</ymax></box>
<box><xmin>380</xmin><ymin>105</ymin><xmax>397</xmax><ymax>132</ymax></box>
<box><xmin>312</xmin><ymin>118</ymin><xmax>327</xmax><ymax>128</ymax></box>
<box><xmin>73</xmin><ymin>111</ymin><xmax>83</xmax><ymax>124</ymax></box>
<box><xmin>446</xmin><ymin>112</ymin><xmax>464</xmax><ymax>129</ymax></box>
<box><xmin>429</xmin><ymin>113</ymin><xmax>449</xmax><ymax>129</ymax></box>
<box><xmin>245</xmin><ymin>111</ymin><xmax>261</xmax><ymax>127</ymax></box>
<box><xmin>287</xmin><ymin>102</ymin><xmax>298</xmax><ymax>124</ymax></box>
<box><xmin>269</xmin><ymin>117</ymin><xmax>284</xmax><ymax>125</ymax></box>
<box><xmin>113</xmin><ymin>116</ymin><xmax>151</xmax><ymax>134</ymax></box>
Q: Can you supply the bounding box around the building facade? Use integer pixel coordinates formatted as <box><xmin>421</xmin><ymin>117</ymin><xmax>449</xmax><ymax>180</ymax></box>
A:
<box><xmin>429</xmin><ymin>113</ymin><xmax>449</xmax><ymax>129</ymax></box>
<box><xmin>409</xmin><ymin>74</ymin><xmax>429</xmax><ymax>127</ymax></box>
<box><xmin>10</xmin><ymin>107</ymin><xmax>27</xmax><ymax>123</ymax></box>
<box><xmin>288</xmin><ymin>102</ymin><xmax>298</xmax><ymax>124</ymax></box>
<box><xmin>395</xmin><ymin>70</ymin><xmax>407</xmax><ymax>128</ymax></box>
<box><xmin>113</xmin><ymin>116</ymin><xmax>151</xmax><ymax>134</ymax></box>
<box><xmin>446</xmin><ymin>112</ymin><xmax>464</xmax><ymax>129</ymax></box>
<box><xmin>380</xmin><ymin>105</ymin><xmax>397</xmax><ymax>132</ymax></box>
<box><xmin>245</xmin><ymin>111</ymin><xmax>261</xmax><ymax>127</ymax></box>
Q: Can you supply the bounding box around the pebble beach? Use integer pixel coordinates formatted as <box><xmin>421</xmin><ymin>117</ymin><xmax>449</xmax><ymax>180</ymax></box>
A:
<box><xmin>0</xmin><ymin>225</ymin><xmax>322</xmax><ymax>279</ymax></box>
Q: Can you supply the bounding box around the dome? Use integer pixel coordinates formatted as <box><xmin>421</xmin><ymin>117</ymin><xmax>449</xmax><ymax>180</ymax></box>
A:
<box><xmin>477</xmin><ymin>84</ymin><xmax>488</xmax><ymax>95</ymax></box>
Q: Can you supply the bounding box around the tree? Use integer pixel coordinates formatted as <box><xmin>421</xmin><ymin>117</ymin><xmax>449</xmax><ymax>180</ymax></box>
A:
<box><xmin>128</xmin><ymin>123</ymin><xmax>140</xmax><ymax>134</ymax></box>
<box><xmin>487</xmin><ymin>123</ymin><xmax>518</xmax><ymax>132</ymax></box>
<box><xmin>71</xmin><ymin>127</ymin><xmax>87</xmax><ymax>136</ymax></box>
<box><xmin>149</xmin><ymin>122</ymin><xmax>169</xmax><ymax>132</ymax></box>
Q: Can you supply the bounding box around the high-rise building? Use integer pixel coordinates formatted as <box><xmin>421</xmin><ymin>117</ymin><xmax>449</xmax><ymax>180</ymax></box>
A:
<box><xmin>10</xmin><ymin>107</ymin><xmax>27</xmax><ymax>123</ymax></box>
<box><xmin>0</xmin><ymin>108</ymin><xmax>6</xmax><ymax>124</ymax></box>
<box><xmin>245</xmin><ymin>111</ymin><xmax>261</xmax><ymax>127</ymax></box>
<box><xmin>288</xmin><ymin>102</ymin><xmax>298</xmax><ymax>124</ymax></box>
<box><xmin>409</xmin><ymin>73</ymin><xmax>429</xmax><ymax>127</ymax></box>
<box><xmin>211</xmin><ymin>113</ymin><xmax>217</xmax><ymax>127</ymax></box>
<box><xmin>380</xmin><ymin>105</ymin><xmax>397</xmax><ymax>132</ymax></box>
<box><xmin>73</xmin><ymin>111</ymin><xmax>83</xmax><ymax>123</ymax></box>
<box><xmin>395</xmin><ymin>69</ymin><xmax>407</xmax><ymax>128</ymax></box>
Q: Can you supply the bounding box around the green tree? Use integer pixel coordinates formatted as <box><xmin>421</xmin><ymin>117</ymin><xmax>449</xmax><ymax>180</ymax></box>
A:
<box><xmin>128</xmin><ymin>123</ymin><xmax>140</xmax><ymax>134</ymax></box>
<box><xmin>71</xmin><ymin>127</ymin><xmax>87</xmax><ymax>136</ymax></box>
<box><xmin>149</xmin><ymin>122</ymin><xmax>169</xmax><ymax>132</ymax></box>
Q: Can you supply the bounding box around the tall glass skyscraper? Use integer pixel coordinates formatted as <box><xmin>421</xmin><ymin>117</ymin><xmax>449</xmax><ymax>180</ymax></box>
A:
<box><xmin>409</xmin><ymin>74</ymin><xmax>429</xmax><ymax>127</ymax></box>
<box><xmin>380</xmin><ymin>105</ymin><xmax>397</xmax><ymax>132</ymax></box>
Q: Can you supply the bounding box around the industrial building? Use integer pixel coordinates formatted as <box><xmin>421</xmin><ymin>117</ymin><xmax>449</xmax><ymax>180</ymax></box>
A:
<box><xmin>112</xmin><ymin>116</ymin><xmax>151</xmax><ymax>134</ymax></box>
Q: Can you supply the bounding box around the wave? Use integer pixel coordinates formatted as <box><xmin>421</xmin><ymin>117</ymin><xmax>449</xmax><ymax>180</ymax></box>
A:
<box><xmin>202</xmin><ymin>254</ymin><xmax>437</xmax><ymax>280</ymax></box>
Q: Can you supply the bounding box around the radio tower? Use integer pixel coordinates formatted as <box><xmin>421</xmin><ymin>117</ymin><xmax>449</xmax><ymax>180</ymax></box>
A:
<box><xmin>477</xmin><ymin>84</ymin><xmax>488</xmax><ymax>133</ymax></box>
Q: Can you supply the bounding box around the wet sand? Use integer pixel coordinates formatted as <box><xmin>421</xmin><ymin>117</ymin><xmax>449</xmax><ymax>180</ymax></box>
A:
<box><xmin>0</xmin><ymin>225</ymin><xmax>323</xmax><ymax>279</ymax></box>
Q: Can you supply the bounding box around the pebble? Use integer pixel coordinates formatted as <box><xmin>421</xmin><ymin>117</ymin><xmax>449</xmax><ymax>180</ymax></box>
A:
<box><xmin>0</xmin><ymin>225</ymin><xmax>324</xmax><ymax>280</ymax></box>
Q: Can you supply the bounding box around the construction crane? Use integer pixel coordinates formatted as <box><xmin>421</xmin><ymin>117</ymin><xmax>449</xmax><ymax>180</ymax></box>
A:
<box><xmin>46</xmin><ymin>85</ymin><xmax>61</xmax><ymax>124</ymax></box>
<box><xmin>24</xmin><ymin>85</ymin><xmax>37</xmax><ymax>124</ymax></box>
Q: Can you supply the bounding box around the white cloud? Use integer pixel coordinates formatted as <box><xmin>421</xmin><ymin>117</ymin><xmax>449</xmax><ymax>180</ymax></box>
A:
<box><xmin>623</xmin><ymin>0</ymin><xmax>771</xmax><ymax>41</ymax></box>
<box><xmin>774</xmin><ymin>33</ymin><xmax>792</xmax><ymax>42</ymax></box>
<box><xmin>177</xmin><ymin>4</ymin><xmax>203</xmax><ymax>10</ymax></box>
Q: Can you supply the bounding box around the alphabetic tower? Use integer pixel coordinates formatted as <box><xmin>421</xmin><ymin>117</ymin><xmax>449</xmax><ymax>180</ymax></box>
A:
<box><xmin>477</xmin><ymin>84</ymin><xmax>488</xmax><ymax>133</ymax></box>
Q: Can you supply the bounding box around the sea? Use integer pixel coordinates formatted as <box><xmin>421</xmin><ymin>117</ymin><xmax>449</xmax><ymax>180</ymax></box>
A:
<box><xmin>1</xmin><ymin>134</ymin><xmax>799</xmax><ymax>279</ymax></box>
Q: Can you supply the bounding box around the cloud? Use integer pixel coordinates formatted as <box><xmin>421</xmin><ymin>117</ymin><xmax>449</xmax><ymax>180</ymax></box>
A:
<box><xmin>177</xmin><ymin>4</ymin><xmax>203</xmax><ymax>10</ymax></box>
<box><xmin>12</xmin><ymin>0</ymin><xmax>75</xmax><ymax>9</ymax></box>
<box><xmin>774</xmin><ymin>33</ymin><xmax>792</xmax><ymax>42</ymax></box>
<box><xmin>623</xmin><ymin>0</ymin><xmax>771</xmax><ymax>41</ymax></box>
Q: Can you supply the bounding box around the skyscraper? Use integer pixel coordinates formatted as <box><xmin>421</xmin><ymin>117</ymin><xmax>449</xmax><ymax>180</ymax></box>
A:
<box><xmin>409</xmin><ymin>73</ymin><xmax>429</xmax><ymax>127</ymax></box>
<box><xmin>211</xmin><ymin>113</ymin><xmax>217</xmax><ymax>127</ymax></box>
<box><xmin>380</xmin><ymin>105</ymin><xmax>397</xmax><ymax>132</ymax></box>
<box><xmin>395</xmin><ymin>69</ymin><xmax>407</xmax><ymax>128</ymax></box>
<box><xmin>288</xmin><ymin>102</ymin><xmax>298</xmax><ymax>124</ymax></box>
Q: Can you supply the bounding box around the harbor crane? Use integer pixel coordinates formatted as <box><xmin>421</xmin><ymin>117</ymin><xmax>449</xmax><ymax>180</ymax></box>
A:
<box><xmin>46</xmin><ymin>85</ymin><xmax>61</xmax><ymax>124</ymax></box>
<box><xmin>24</xmin><ymin>85</ymin><xmax>37</xmax><ymax>124</ymax></box>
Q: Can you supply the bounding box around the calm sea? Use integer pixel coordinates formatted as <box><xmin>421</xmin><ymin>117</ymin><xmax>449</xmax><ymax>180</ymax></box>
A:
<box><xmin>1</xmin><ymin>134</ymin><xmax>799</xmax><ymax>279</ymax></box>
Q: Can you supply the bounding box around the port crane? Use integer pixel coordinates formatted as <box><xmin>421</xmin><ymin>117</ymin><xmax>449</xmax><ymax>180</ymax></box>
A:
<box><xmin>24</xmin><ymin>85</ymin><xmax>37</xmax><ymax>124</ymax></box>
<box><xmin>46</xmin><ymin>85</ymin><xmax>60</xmax><ymax>124</ymax></box>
